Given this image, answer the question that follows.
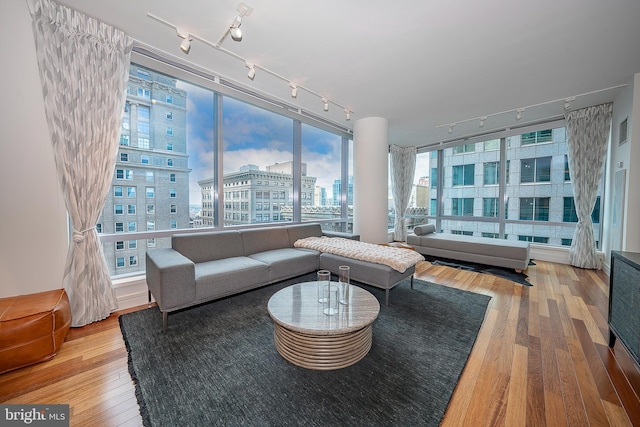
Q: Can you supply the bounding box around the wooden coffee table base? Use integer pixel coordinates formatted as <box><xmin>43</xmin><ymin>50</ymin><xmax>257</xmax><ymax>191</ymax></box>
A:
<box><xmin>273</xmin><ymin>323</ymin><xmax>373</xmax><ymax>370</ymax></box>
<box><xmin>267</xmin><ymin>281</ymin><xmax>380</xmax><ymax>371</ymax></box>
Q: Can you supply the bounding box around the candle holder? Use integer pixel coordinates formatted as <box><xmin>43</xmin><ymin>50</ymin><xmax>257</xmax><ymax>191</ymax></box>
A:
<box><xmin>339</xmin><ymin>265</ymin><xmax>350</xmax><ymax>305</ymax></box>
<box><xmin>323</xmin><ymin>284</ymin><xmax>339</xmax><ymax>316</ymax></box>
<box><xmin>317</xmin><ymin>270</ymin><xmax>330</xmax><ymax>303</ymax></box>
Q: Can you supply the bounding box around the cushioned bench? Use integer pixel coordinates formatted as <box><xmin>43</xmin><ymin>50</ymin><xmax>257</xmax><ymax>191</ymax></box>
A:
<box><xmin>406</xmin><ymin>224</ymin><xmax>530</xmax><ymax>272</ymax></box>
<box><xmin>0</xmin><ymin>289</ymin><xmax>71</xmax><ymax>374</ymax></box>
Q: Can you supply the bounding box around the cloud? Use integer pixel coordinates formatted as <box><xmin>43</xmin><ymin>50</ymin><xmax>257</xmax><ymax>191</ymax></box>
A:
<box><xmin>179</xmin><ymin>81</ymin><xmax>352</xmax><ymax>206</ymax></box>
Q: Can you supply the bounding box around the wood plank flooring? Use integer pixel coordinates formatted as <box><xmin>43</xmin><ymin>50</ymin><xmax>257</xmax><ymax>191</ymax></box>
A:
<box><xmin>1</xmin><ymin>260</ymin><xmax>639</xmax><ymax>426</ymax></box>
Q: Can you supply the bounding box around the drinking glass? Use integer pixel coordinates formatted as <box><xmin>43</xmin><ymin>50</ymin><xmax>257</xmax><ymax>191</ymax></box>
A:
<box><xmin>317</xmin><ymin>270</ymin><xmax>331</xmax><ymax>303</ymax></box>
<box><xmin>339</xmin><ymin>265</ymin><xmax>350</xmax><ymax>305</ymax></box>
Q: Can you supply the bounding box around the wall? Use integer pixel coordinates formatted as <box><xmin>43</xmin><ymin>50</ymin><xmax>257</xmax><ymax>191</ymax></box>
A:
<box><xmin>0</xmin><ymin>0</ymin><xmax>68</xmax><ymax>297</ymax></box>
<box><xmin>605</xmin><ymin>72</ymin><xmax>640</xmax><ymax>269</ymax></box>
<box><xmin>627</xmin><ymin>75</ymin><xmax>640</xmax><ymax>252</ymax></box>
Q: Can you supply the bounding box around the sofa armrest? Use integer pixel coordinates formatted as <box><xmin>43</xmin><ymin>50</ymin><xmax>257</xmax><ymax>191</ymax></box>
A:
<box><xmin>323</xmin><ymin>231</ymin><xmax>360</xmax><ymax>241</ymax></box>
<box><xmin>146</xmin><ymin>248</ymin><xmax>196</xmax><ymax>312</ymax></box>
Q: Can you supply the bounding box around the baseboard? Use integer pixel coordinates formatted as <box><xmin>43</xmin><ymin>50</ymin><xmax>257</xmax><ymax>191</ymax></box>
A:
<box><xmin>112</xmin><ymin>275</ymin><xmax>150</xmax><ymax>311</ymax></box>
<box><xmin>530</xmin><ymin>244</ymin><xmax>606</xmax><ymax>270</ymax></box>
<box><xmin>530</xmin><ymin>245</ymin><xmax>570</xmax><ymax>264</ymax></box>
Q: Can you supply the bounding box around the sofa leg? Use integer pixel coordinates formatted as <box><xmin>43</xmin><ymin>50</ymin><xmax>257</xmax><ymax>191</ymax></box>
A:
<box><xmin>410</xmin><ymin>275</ymin><xmax>414</xmax><ymax>289</ymax></box>
<box><xmin>162</xmin><ymin>311</ymin><xmax>168</xmax><ymax>334</ymax></box>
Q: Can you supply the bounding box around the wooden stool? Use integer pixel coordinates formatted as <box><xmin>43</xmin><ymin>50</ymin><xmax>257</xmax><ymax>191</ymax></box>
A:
<box><xmin>0</xmin><ymin>289</ymin><xmax>71</xmax><ymax>374</ymax></box>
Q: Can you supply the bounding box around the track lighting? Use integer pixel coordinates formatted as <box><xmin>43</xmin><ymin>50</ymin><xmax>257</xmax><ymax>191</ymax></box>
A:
<box><xmin>436</xmin><ymin>85</ymin><xmax>625</xmax><ymax>134</ymax></box>
<box><xmin>230</xmin><ymin>16</ymin><xmax>243</xmax><ymax>41</ymax></box>
<box><xmin>180</xmin><ymin>38</ymin><xmax>191</xmax><ymax>54</ymax></box>
<box><xmin>246</xmin><ymin>62</ymin><xmax>255</xmax><ymax>80</ymax></box>
<box><xmin>148</xmin><ymin>3</ymin><xmax>354</xmax><ymax>122</ymax></box>
<box><xmin>176</xmin><ymin>29</ymin><xmax>192</xmax><ymax>54</ymax></box>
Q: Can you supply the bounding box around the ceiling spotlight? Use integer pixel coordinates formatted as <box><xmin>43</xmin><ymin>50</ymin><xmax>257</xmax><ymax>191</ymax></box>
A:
<box><xmin>180</xmin><ymin>37</ymin><xmax>191</xmax><ymax>54</ymax></box>
<box><xmin>246</xmin><ymin>62</ymin><xmax>255</xmax><ymax>80</ymax></box>
<box><xmin>322</xmin><ymin>98</ymin><xmax>329</xmax><ymax>112</ymax></box>
<box><xmin>289</xmin><ymin>82</ymin><xmax>298</xmax><ymax>98</ymax></box>
<box><xmin>345</xmin><ymin>109</ymin><xmax>351</xmax><ymax>121</ymax></box>
<box><xmin>448</xmin><ymin>124</ymin><xmax>455</xmax><ymax>134</ymax></box>
<box><xmin>479</xmin><ymin>116</ymin><xmax>487</xmax><ymax>128</ymax></box>
<box><xmin>230</xmin><ymin>16</ymin><xmax>243</xmax><ymax>41</ymax></box>
<box><xmin>516</xmin><ymin>109</ymin><xmax>524</xmax><ymax>120</ymax></box>
<box><xmin>176</xmin><ymin>29</ymin><xmax>192</xmax><ymax>54</ymax></box>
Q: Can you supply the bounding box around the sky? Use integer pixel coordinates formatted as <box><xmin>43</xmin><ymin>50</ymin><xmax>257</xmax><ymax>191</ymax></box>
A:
<box><xmin>178</xmin><ymin>80</ymin><xmax>348</xmax><ymax>206</ymax></box>
<box><xmin>176</xmin><ymin>79</ymin><xmax>431</xmax><ymax>207</ymax></box>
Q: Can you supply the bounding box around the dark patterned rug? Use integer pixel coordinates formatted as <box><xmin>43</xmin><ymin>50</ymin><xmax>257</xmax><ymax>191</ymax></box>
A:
<box><xmin>119</xmin><ymin>273</ymin><xmax>491</xmax><ymax>426</ymax></box>
<box><xmin>424</xmin><ymin>255</ymin><xmax>535</xmax><ymax>286</ymax></box>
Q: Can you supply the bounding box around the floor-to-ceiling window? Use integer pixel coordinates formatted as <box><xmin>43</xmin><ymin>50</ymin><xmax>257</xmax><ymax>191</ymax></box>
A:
<box><xmin>221</xmin><ymin>97</ymin><xmax>294</xmax><ymax>227</ymax></box>
<box><xmin>99</xmin><ymin>52</ymin><xmax>352</xmax><ymax>278</ymax></box>
<box><xmin>415</xmin><ymin>122</ymin><xmax>604</xmax><ymax>248</ymax></box>
<box><xmin>301</xmin><ymin>124</ymin><xmax>353</xmax><ymax>232</ymax></box>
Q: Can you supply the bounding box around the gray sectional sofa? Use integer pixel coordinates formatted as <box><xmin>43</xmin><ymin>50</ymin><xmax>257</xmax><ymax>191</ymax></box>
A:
<box><xmin>146</xmin><ymin>223</ymin><xmax>415</xmax><ymax>332</ymax></box>
<box><xmin>406</xmin><ymin>223</ymin><xmax>530</xmax><ymax>272</ymax></box>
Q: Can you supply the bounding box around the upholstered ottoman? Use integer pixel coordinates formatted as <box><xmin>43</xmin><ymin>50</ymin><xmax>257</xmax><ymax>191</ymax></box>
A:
<box><xmin>0</xmin><ymin>289</ymin><xmax>71</xmax><ymax>374</ymax></box>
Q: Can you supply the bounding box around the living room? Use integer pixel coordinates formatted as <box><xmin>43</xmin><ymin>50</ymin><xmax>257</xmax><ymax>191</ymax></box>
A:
<box><xmin>2</xmin><ymin>0</ymin><xmax>640</xmax><ymax>425</ymax></box>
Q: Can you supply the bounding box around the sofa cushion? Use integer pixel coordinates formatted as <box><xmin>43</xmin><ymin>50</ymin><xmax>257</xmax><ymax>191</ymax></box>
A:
<box><xmin>408</xmin><ymin>232</ymin><xmax>529</xmax><ymax>261</ymax></box>
<box><xmin>286</xmin><ymin>223</ymin><xmax>323</xmax><ymax>246</ymax></box>
<box><xmin>249</xmin><ymin>248</ymin><xmax>320</xmax><ymax>280</ymax></box>
<box><xmin>413</xmin><ymin>223</ymin><xmax>436</xmax><ymax>236</ymax></box>
<box><xmin>319</xmin><ymin>253</ymin><xmax>414</xmax><ymax>289</ymax></box>
<box><xmin>195</xmin><ymin>257</ymin><xmax>269</xmax><ymax>300</ymax></box>
<box><xmin>173</xmin><ymin>231</ymin><xmax>244</xmax><ymax>263</ymax></box>
<box><xmin>241</xmin><ymin>227</ymin><xmax>291</xmax><ymax>256</ymax></box>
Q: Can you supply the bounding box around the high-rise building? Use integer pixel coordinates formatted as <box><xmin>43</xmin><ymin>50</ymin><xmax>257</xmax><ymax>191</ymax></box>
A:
<box><xmin>415</xmin><ymin>177</ymin><xmax>430</xmax><ymax>211</ymax></box>
<box><xmin>332</xmin><ymin>176</ymin><xmax>353</xmax><ymax>206</ymax></box>
<box><xmin>428</xmin><ymin>128</ymin><xmax>602</xmax><ymax>246</ymax></box>
<box><xmin>314</xmin><ymin>186</ymin><xmax>327</xmax><ymax>206</ymax></box>
<box><xmin>199</xmin><ymin>162</ymin><xmax>316</xmax><ymax>227</ymax></box>
<box><xmin>99</xmin><ymin>64</ymin><xmax>190</xmax><ymax>276</ymax></box>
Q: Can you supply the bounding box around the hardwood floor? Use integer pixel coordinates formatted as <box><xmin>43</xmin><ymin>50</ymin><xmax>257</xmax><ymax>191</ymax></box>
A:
<box><xmin>1</xmin><ymin>260</ymin><xmax>639</xmax><ymax>426</ymax></box>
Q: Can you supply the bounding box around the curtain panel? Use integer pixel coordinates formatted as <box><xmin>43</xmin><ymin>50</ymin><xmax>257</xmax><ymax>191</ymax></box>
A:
<box><xmin>565</xmin><ymin>103</ymin><xmax>612</xmax><ymax>269</ymax></box>
<box><xmin>30</xmin><ymin>0</ymin><xmax>133</xmax><ymax>326</ymax></box>
<box><xmin>390</xmin><ymin>145</ymin><xmax>417</xmax><ymax>241</ymax></box>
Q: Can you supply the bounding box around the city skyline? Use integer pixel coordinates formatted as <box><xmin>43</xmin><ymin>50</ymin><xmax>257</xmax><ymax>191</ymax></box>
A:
<box><xmin>178</xmin><ymin>80</ymin><xmax>351</xmax><ymax>206</ymax></box>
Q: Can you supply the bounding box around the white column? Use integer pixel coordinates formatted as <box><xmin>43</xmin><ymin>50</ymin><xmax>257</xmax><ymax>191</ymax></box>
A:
<box><xmin>353</xmin><ymin>117</ymin><xmax>389</xmax><ymax>243</ymax></box>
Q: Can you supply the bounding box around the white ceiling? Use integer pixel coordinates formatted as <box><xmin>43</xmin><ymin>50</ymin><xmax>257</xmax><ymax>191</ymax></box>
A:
<box><xmin>57</xmin><ymin>0</ymin><xmax>640</xmax><ymax>147</ymax></box>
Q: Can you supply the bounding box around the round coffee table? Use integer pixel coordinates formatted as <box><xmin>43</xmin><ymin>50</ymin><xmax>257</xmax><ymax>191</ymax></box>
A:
<box><xmin>267</xmin><ymin>281</ymin><xmax>380</xmax><ymax>370</ymax></box>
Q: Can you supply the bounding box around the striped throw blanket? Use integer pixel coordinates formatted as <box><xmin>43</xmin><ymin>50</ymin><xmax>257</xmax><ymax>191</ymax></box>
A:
<box><xmin>294</xmin><ymin>236</ymin><xmax>424</xmax><ymax>273</ymax></box>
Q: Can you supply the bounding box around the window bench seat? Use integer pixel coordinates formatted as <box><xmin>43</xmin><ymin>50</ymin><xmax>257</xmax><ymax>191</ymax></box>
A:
<box><xmin>406</xmin><ymin>224</ymin><xmax>530</xmax><ymax>272</ymax></box>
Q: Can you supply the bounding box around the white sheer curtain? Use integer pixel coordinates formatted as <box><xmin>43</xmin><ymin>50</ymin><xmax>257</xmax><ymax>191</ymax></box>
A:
<box><xmin>30</xmin><ymin>0</ymin><xmax>133</xmax><ymax>326</ymax></box>
<box><xmin>565</xmin><ymin>103</ymin><xmax>612</xmax><ymax>269</ymax></box>
<box><xmin>390</xmin><ymin>145</ymin><xmax>417</xmax><ymax>241</ymax></box>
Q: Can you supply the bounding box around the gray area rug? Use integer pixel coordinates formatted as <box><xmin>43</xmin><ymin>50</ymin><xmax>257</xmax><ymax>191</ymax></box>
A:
<box><xmin>119</xmin><ymin>274</ymin><xmax>491</xmax><ymax>427</ymax></box>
